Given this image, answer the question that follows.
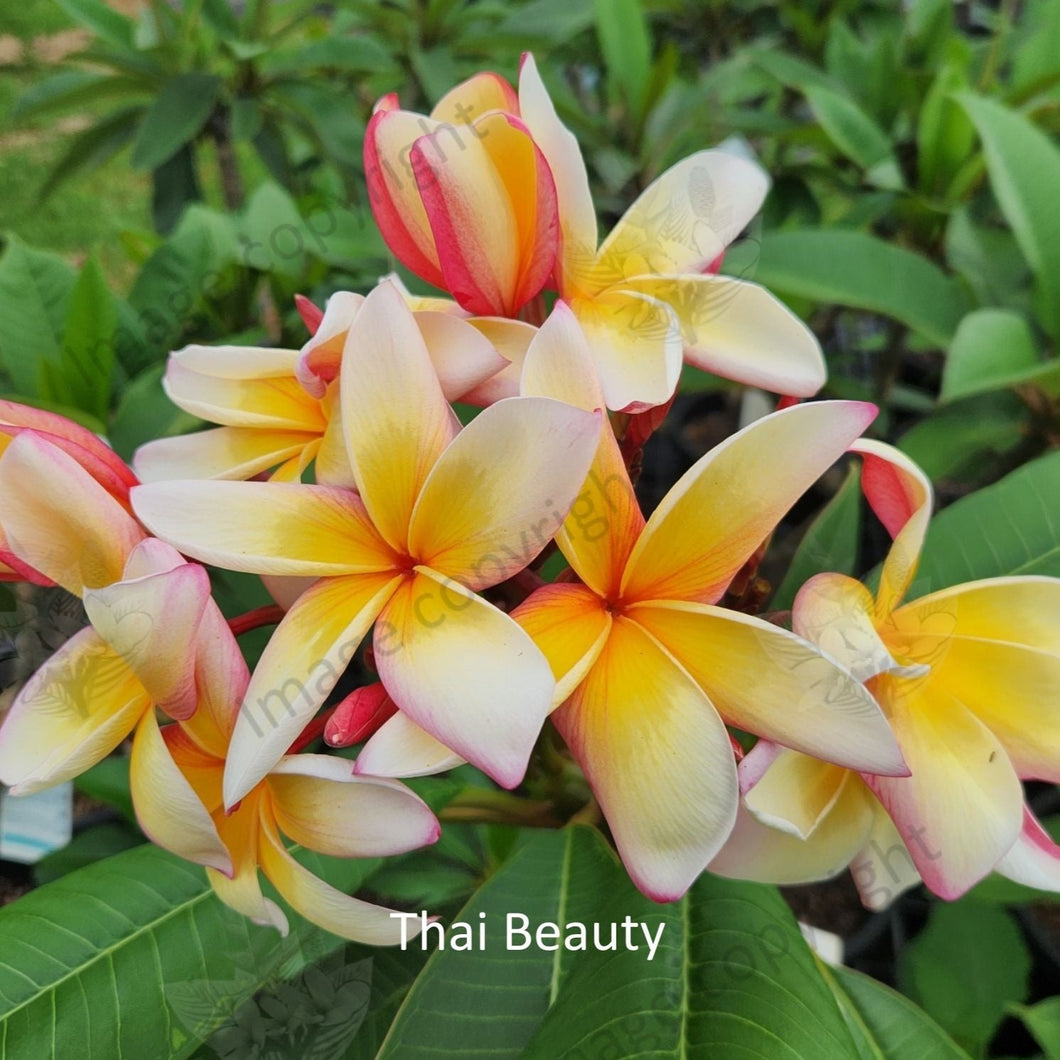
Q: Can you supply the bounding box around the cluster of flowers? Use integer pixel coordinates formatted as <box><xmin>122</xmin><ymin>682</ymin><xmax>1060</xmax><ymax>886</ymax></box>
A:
<box><xmin>1</xmin><ymin>57</ymin><xmax>1058</xmax><ymax>943</ymax></box>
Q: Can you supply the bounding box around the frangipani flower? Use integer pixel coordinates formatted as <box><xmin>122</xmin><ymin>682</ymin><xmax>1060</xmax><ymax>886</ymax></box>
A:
<box><xmin>0</xmin><ymin>400</ymin><xmax>137</xmax><ymax>583</ymax></box>
<box><xmin>713</xmin><ymin>441</ymin><xmax>1060</xmax><ymax>903</ymax></box>
<box><xmin>133</xmin><ymin>287</ymin><xmax>508</xmax><ymax>485</ymax></box>
<box><xmin>140</xmin><ymin>600</ymin><xmax>440</xmax><ymax>945</ymax></box>
<box><xmin>132</xmin><ymin>281</ymin><xmax>601</xmax><ymax>805</ymax></box>
<box><xmin>365</xmin><ymin>69</ymin><xmax>558</xmax><ymax>317</ymax></box>
<box><xmin>358</xmin><ymin>305</ymin><xmax>900</xmax><ymax>902</ymax></box>
<box><xmin>0</xmin><ymin>431</ymin><xmax>213</xmax><ymax>800</ymax></box>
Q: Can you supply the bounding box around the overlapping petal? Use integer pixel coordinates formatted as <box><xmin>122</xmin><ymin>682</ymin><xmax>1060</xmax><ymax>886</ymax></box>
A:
<box><xmin>134</xmin><ymin>427</ymin><xmax>320</xmax><ymax>482</ymax></box>
<box><xmin>355</xmin><ymin>712</ymin><xmax>465</xmax><ymax>778</ymax></box>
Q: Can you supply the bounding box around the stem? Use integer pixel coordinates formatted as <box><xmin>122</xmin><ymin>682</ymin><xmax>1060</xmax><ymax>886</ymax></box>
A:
<box><xmin>210</xmin><ymin>108</ymin><xmax>245</xmax><ymax>211</ymax></box>
<box><xmin>440</xmin><ymin>789</ymin><xmax>561</xmax><ymax>828</ymax></box>
<box><xmin>228</xmin><ymin>604</ymin><xmax>285</xmax><ymax>637</ymax></box>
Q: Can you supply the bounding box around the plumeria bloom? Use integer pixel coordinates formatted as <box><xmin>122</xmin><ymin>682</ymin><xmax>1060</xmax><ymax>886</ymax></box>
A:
<box><xmin>712</xmin><ymin>441</ymin><xmax>1060</xmax><ymax>904</ymax></box>
<box><xmin>365</xmin><ymin>69</ymin><xmax>558</xmax><ymax>317</ymax></box>
<box><xmin>0</xmin><ymin>430</ymin><xmax>214</xmax><ymax>802</ymax></box>
<box><xmin>139</xmin><ymin>598</ymin><xmax>440</xmax><ymax>945</ymax></box>
<box><xmin>132</xmin><ymin>281</ymin><xmax>600</xmax><ymax>806</ymax></box>
<box><xmin>0</xmin><ymin>400</ymin><xmax>137</xmax><ymax>584</ymax></box>
<box><xmin>356</xmin><ymin>306</ymin><xmax>904</xmax><ymax>901</ymax></box>
<box><xmin>366</xmin><ymin>55</ymin><xmax>824</xmax><ymax>413</ymax></box>
<box><xmin>133</xmin><ymin>287</ymin><xmax>509</xmax><ymax>485</ymax></box>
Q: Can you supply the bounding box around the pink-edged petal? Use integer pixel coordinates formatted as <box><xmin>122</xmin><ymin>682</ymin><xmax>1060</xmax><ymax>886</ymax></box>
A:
<box><xmin>132</xmin><ymin>479</ymin><xmax>399</xmax><ymax>576</ymax></box>
<box><xmin>364</xmin><ymin>101</ymin><xmax>446</xmax><ymax>289</ymax></box>
<box><xmin>295</xmin><ymin>293</ymin><xmax>324</xmax><ymax>334</ymax></box>
<box><xmin>258</xmin><ymin>813</ymin><xmax>424</xmax><ymax>945</ymax></box>
<box><xmin>133</xmin><ymin>427</ymin><xmax>320</xmax><ymax>482</ymax></box>
<box><xmin>995</xmin><ymin>806</ymin><xmax>1060</xmax><ymax>893</ymax></box>
<box><xmin>849</xmin><ymin>806</ymin><xmax>923</xmax><ymax>910</ymax></box>
<box><xmin>794</xmin><ymin>572</ymin><xmax>928</xmax><ymax>683</ymax></box>
<box><xmin>620</xmin><ymin>400</ymin><xmax>876</xmax><ymax>605</ymax></box>
<box><xmin>296</xmin><ymin>291</ymin><xmax>365</xmax><ymax>397</ymax></box>
<box><xmin>555</xmin><ymin>615</ymin><xmax>738</xmax><ymax>901</ymax></box>
<box><xmin>324</xmin><ymin>682</ymin><xmax>397</xmax><ymax>747</ymax></box>
<box><xmin>268</xmin><ymin>753</ymin><xmax>440</xmax><ymax>857</ymax></box>
<box><xmin>461</xmin><ymin>318</ymin><xmax>538</xmax><ymax>405</ymax></box>
<box><xmin>0</xmin><ymin>628</ymin><xmax>149</xmax><ymax>794</ymax></box>
<box><xmin>408</xmin><ymin>397</ymin><xmax>600</xmax><ymax>589</ymax></box>
<box><xmin>621</xmin><ymin>274</ymin><xmax>826</xmax><ymax>397</ymax></box>
<box><xmin>374</xmin><ymin>568</ymin><xmax>554</xmax><ymax>789</ymax></box>
<box><xmin>570</xmin><ymin>289</ymin><xmax>683</xmax><ymax>413</ymax></box>
<box><xmin>0</xmin><ymin>432</ymin><xmax>145</xmax><ymax>594</ymax></box>
<box><xmin>593</xmin><ymin>149</ymin><xmax>769</xmax><ymax>284</ymax></box>
<box><xmin>865</xmin><ymin>676</ymin><xmax>1023</xmax><ymax>899</ymax></box>
<box><xmin>130</xmin><ymin>709</ymin><xmax>231</xmax><ymax>874</ymax></box>
<box><xmin>224</xmin><ymin>571</ymin><xmax>403</xmax><ymax>806</ymax></box>
<box><xmin>852</xmin><ymin>439</ymin><xmax>932</xmax><ymax>617</ymax></box>
<box><xmin>416</xmin><ymin>311</ymin><xmax>509</xmax><ymax>400</ymax></box>
<box><xmin>340</xmin><ymin>280</ymin><xmax>458</xmax><ymax>553</ymax></box>
<box><xmin>518</xmin><ymin>53</ymin><xmax>597</xmax><ymax>293</ymax></box>
<box><xmin>520</xmin><ymin>302</ymin><xmax>645</xmax><ymax>597</ymax></box>
<box><xmin>430</xmin><ymin>71</ymin><xmax>519</xmax><ymax>124</ymax></box>
<box><xmin>629</xmin><ymin>600</ymin><xmax>906</xmax><ymax>776</ymax></box>
<box><xmin>83</xmin><ymin>556</ymin><xmax>209</xmax><ymax>720</ymax></box>
<box><xmin>355</xmin><ymin>712</ymin><xmax>466</xmax><ymax>778</ymax></box>
<box><xmin>511</xmin><ymin>582</ymin><xmax>613</xmax><ymax>706</ymax></box>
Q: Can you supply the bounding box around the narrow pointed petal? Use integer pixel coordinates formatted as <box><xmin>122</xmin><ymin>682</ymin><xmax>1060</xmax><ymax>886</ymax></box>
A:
<box><xmin>711</xmin><ymin>779</ymin><xmax>874</xmax><ymax>886</ymax></box>
<box><xmin>355</xmin><ymin>712</ymin><xmax>465</xmax><ymax>778</ymax></box>
<box><xmin>130</xmin><ymin>710</ymin><xmax>231</xmax><ymax>874</ymax></box>
<box><xmin>364</xmin><ymin>104</ymin><xmax>446</xmax><ymax>288</ymax></box>
<box><xmin>849</xmin><ymin>807</ymin><xmax>923</xmax><ymax>911</ymax></box>
<box><xmin>621</xmin><ymin>401</ymin><xmax>876</xmax><ymax>605</ymax></box>
<box><xmin>995</xmin><ymin>807</ymin><xmax>1060</xmax><ymax>893</ymax></box>
<box><xmin>852</xmin><ymin>439</ymin><xmax>932</xmax><ymax>616</ymax></box>
<box><xmin>865</xmin><ymin>678</ymin><xmax>1023</xmax><ymax>899</ymax></box>
<box><xmin>0</xmin><ymin>432</ymin><xmax>144</xmax><ymax>593</ymax></box>
<box><xmin>84</xmin><ymin>559</ymin><xmax>210</xmax><ymax>720</ymax></box>
<box><xmin>794</xmin><ymin>572</ymin><xmax>927</xmax><ymax>683</ymax></box>
<box><xmin>132</xmin><ymin>480</ymin><xmax>399</xmax><ymax>576</ymax></box>
<box><xmin>594</xmin><ymin>149</ymin><xmax>769</xmax><ymax>281</ymax></box>
<box><xmin>0</xmin><ymin>629</ymin><xmax>149</xmax><ymax>794</ymax></box>
<box><xmin>518</xmin><ymin>53</ymin><xmax>597</xmax><ymax>292</ymax></box>
<box><xmin>225</xmin><ymin>571</ymin><xmax>403</xmax><ymax>806</ymax></box>
<box><xmin>258</xmin><ymin>815</ymin><xmax>423</xmax><ymax>945</ymax></box>
<box><xmin>743</xmin><ymin>749</ymin><xmax>852</xmax><ymax>840</ymax></box>
<box><xmin>520</xmin><ymin>302</ymin><xmax>645</xmax><ymax>596</ymax></box>
<box><xmin>164</xmin><ymin>359</ymin><xmax>324</xmax><ymax>431</ymax></box>
<box><xmin>555</xmin><ymin>616</ymin><xmax>738</xmax><ymax>901</ymax></box>
<box><xmin>340</xmin><ymin>281</ymin><xmax>457</xmax><ymax>553</ymax></box>
<box><xmin>408</xmin><ymin>397</ymin><xmax>600</xmax><ymax>589</ymax></box>
<box><xmin>510</xmin><ymin>583</ymin><xmax>612</xmax><ymax>706</ymax></box>
<box><xmin>374</xmin><ymin>568</ymin><xmax>554</xmax><ymax>788</ymax></box>
<box><xmin>268</xmin><ymin>753</ymin><xmax>440</xmax><ymax>856</ymax></box>
<box><xmin>621</xmin><ymin>274</ymin><xmax>826</xmax><ymax>397</ymax></box>
<box><xmin>461</xmin><ymin>318</ymin><xmax>537</xmax><ymax>405</ymax></box>
<box><xmin>571</xmin><ymin>289</ymin><xmax>683</xmax><ymax>413</ymax></box>
<box><xmin>134</xmin><ymin>428</ymin><xmax>319</xmax><ymax>482</ymax></box>
<box><xmin>430</xmin><ymin>71</ymin><xmax>519</xmax><ymax>125</ymax></box>
<box><xmin>629</xmin><ymin>601</ymin><xmax>906</xmax><ymax>775</ymax></box>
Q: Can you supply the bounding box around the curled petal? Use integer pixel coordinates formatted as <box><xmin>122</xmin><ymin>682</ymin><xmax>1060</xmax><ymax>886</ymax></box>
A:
<box><xmin>430</xmin><ymin>71</ymin><xmax>519</xmax><ymax>124</ymax></box>
<box><xmin>849</xmin><ymin>807</ymin><xmax>923</xmax><ymax>911</ymax></box>
<box><xmin>995</xmin><ymin>806</ymin><xmax>1060</xmax><ymax>893</ymax></box>
<box><xmin>325</xmin><ymin>682</ymin><xmax>397</xmax><ymax>747</ymax></box>
<box><xmin>356</xmin><ymin>712</ymin><xmax>465</xmax><ymax>778</ymax></box>
<box><xmin>460</xmin><ymin>318</ymin><xmax>537</xmax><ymax>405</ymax></box>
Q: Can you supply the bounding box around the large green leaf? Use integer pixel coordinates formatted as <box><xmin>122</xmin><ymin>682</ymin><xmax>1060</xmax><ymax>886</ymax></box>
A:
<box><xmin>0</xmin><ymin>843</ymin><xmax>378</xmax><ymax>1059</ymax></box>
<box><xmin>820</xmin><ymin>963</ymin><xmax>973</xmax><ymax>1059</ymax></box>
<box><xmin>958</xmin><ymin>93</ymin><xmax>1060</xmax><ymax>337</ymax></box>
<box><xmin>377</xmin><ymin>827</ymin><xmax>861</xmax><ymax>1058</ymax></box>
<box><xmin>131</xmin><ymin>73</ymin><xmax>223</xmax><ymax>171</ymax></box>
<box><xmin>53</xmin><ymin>0</ymin><xmax>134</xmax><ymax>49</ymax></box>
<box><xmin>911</xmin><ymin>449</ymin><xmax>1060</xmax><ymax>593</ymax></box>
<box><xmin>594</xmin><ymin>0</ymin><xmax>652</xmax><ymax>119</ymax></box>
<box><xmin>752</xmin><ymin>229</ymin><xmax>968</xmax><ymax>346</ymax></box>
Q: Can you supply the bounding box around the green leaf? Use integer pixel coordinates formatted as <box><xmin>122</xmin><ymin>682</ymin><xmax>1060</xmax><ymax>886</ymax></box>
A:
<box><xmin>13</xmin><ymin>72</ymin><xmax>150</xmax><ymax>123</ymax></box>
<box><xmin>803</xmin><ymin>85</ymin><xmax>904</xmax><ymax>188</ymax></box>
<box><xmin>36</xmin><ymin>107</ymin><xmax>142</xmax><ymax>203</ymax></box>
<box><xmin>0</xmin><ymin>238</ymin><xmax>76</xmax><ymax>396</ymax></box>
<box><xmin>594</xmin><ymin>0</ymin><xmax>652</xmax><ymax>120</ymax></box>
<box><xmin>912</xmin><ymin>449</ymin><xmax>1060</xmax><ymax>593</ymax></box>
<box><xmin>131</xmin><ymin>73</ymin><xmax>223</xmax><ymax>171</ymax></box>
<box><xmin>752</xmin><ymin>229</ymin><xmax>968</xmax><ymax>346</ymax></box>
<box><xmin>108</xmin><ymin>363</ymin><xmax>199</xmax><ymax>460</ymax></box>
<box><xmin>0</xmin><ymin>843</ymin><xmax>375</xmax><ymax>1059</ymax></box>
<box><xmin>942</xmin><ymin>308</ymin><xmax>1060</xmax><ymax>402</ymax></box>
<box><xmin>899</xmin><ymin>903</ymin><xmax>1030</xmax><ymax>1054</ymax></box>
<box><xmin>916</xmin><ymin>63</ymin><xmax>976</xmax><ymax>196</ymax></box>
<box><xmin>820</xmin><ymin>962</ymin><xmax>973</xmax><ymax>1059</ymax></box>
<box><xmin>76</xmin><ymin>756</ymin><xmax>135</xmax><ymax>824</ymax></box>
<box><xmin>151</xmin><ymin>143</ymin><xmax>203</xmax><ymax>235</ymax></box>
<box><xmin>33</xmin><ymin>825</ymin><xmax>144</xmax><ymax>885</ymax></box>
<box><xmin>1012</xmin><ymin>996</ymin><xmax>1060</xmax><ymax>1060</ymax></box>
<box><xmin>958</xmin><ymin>93</ymin><xmax>1060</xmax><ymax>337</ymax></box>
<box><xmin>773</xmin><ymin>464</ymin><xmax>861</xmax><ymax>610</ymax></box>
<box><xmin>53</xmin><ymin>0</ymin><xmax>134</xmax><ymax>49</ymax></box>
